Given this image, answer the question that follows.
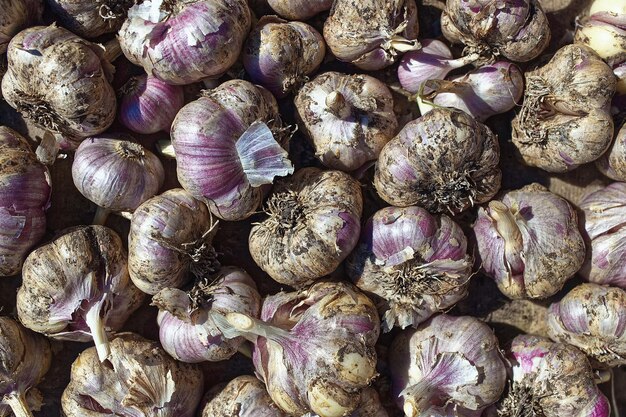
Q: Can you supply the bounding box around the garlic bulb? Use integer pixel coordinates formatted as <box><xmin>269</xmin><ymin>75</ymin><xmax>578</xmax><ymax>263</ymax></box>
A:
<box><xmin>46</xmin><ymin>0</ymin><xmax>133</xmax><ymax>38</ymax></box>
<box><xmin>389</xmin><ymin>314</ymin><xmax>506</xmax><ymax>417</ymax></box>
<box><xmin>295</xmin><ymin>72</ymin><xmax>398</xmax><ymax>172</ymax></box>
<box><xmin>596</xmin><ymin>123</ymin><xmax>626</xmax><ymax>181</ymax></box>
<box><xmin>243</xmin><ymin>17</ymin><xmax>326</xmax><ymax>99</ymax></box>
<box><xmin>0</xmin><ymin>127</ymin><xmax>50</xmax><ymax>277</ymax></box>
<box><xmin>61</xmin><ymin>332</ymin><xmax>204</xmax><ymax>416</ymax></box>
<box><xmin>16</xmin><ymin>225</ymin><xmax>145</xmax><ymax>362</ymax></box>
<box><xmin>374</xmin><ymin>107</ymin><xmax>501</xmax><ymax>215</ymax></box>
<box><xmin>0</xmin><ymin>317</ymin><xmax>51</xmax><ymax>417</ymax></box>
<box><xmin>589</xmin><ymin>0</ymin><xmax>626</xmax><ymax>27</ymax></box>
<box><xmin>267</xmin><ymin>0</ymin><xmax>332</xmax><ymax>20</ymax></box>
<box><xmin>1</xmin><ymin>25</ymin><xmax>116</xmax><ymax>147</ymax></box>
<box><xmin>575</xmin><ymin>18</ymin><xmax>626</xmax><ymax>67</ymax></box>
<box><xmin>323</xmin><ymin>0</ymin><xmax>420</xmax><ymax>71</ymax></box>
<box><xmin>512</xmin><ymin>44</ymin><xmax>616</xmax><ymax>172</ymax></box>
<box><xmin>347</xmin><ymin>206</ymin><xmax>472</xmax><ymax>332</ymax></box>
<box><xmin>473</xmin><ymin>183</ymin><xmax>585</xmax><ymax>299</ymax></box>
<box><xmin>171</xmin><ymin>80</ymin><xmax>293</xmax><ymax>221</ymax></box>
<box><xmin>129</xmin><ymin>188</ymin><xmax>219</xmax><ymax>295</ymax></box>
<box><xmin>118</xmin><ymin>0</ymin><xmax>251</xmax><ymax>85</ymax></box>
<box><xmin>249</xmin><ymin>167</ymin><xmax>363</xmax><ymax>287</ymax></box>
<box><xmin>498</xmin><ymin>334</ymin><xmax>610</xmax><ymax>417</ymax></box>
<box><xmin>154</xmin><ymin>266</ymin><xmax>261</xmax><ymax>363</ymax></box>
<box><xmin>0</xmin><ymin>0</ymin><xmax>43</xmax><ymax>54</ymax></box>
<box><xmin>547</xmin><ymin>283</ymin><xmax>626</xmax><ymax>367</ymax></box>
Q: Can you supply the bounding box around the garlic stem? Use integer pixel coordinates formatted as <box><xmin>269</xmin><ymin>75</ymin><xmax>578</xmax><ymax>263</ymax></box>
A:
<box><xmin>401</xmin><ymin>381</ymin><xmax>432</xmax><ymax>417</ymax></box>
<box><xmin>92</xmin><ymin>206</ymin><xmax>111</xmax><ymax>226</ymax></box>
<box><xmin>325</xmin><ymin>91</ymin><xmax>350</xmax><ymax>119</ymax></box>
<box><xmin>225</xmin><ymin>312</ymin><xmax>291</xmax><ymax>342</ymax></box>
<box><xmin>3</xmin><ymin>392</ymin><xmax>34</xmax><ymax>417</ymax></box>
<box><xmin>85</xmin><ymin>298</ymin><xmax>111</xmax><ymax>362</ymax></box>
<box><xmin>157</xmin><ymin>140</ymin><xmax>176</xmax><ymax>158</ymax></box>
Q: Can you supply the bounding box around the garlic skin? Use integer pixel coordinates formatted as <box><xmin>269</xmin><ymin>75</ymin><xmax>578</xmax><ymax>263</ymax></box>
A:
<box><xmin>171</xmin><ymin>80</ymin><xmax>293</xmax><ymax>221</ymax></box>
<box><xmin>295</xmin><ymin>72</ymin><xmax>398</xmax><ymax>172</ymax></box>
<box><xmin>129</xmin><ymin>188</ymin><xmax>218</xmax><ymax>295</ymax></box>
<box><xmin>302</xmin><ymin>387</ymin><xmax>389</xmax><ymax>417</ymax></box>
<box><xmin>0</xmin><ymin>317</ymin><xmax>51</xmax><ymax>417</ymax></box>
<box><xmin>1</xmin><ymin>25</ymin><xmax>116</xmax><ymax>146</ymax></box>
<box><xmin>0</xmin><ymin>0</ymin><xmax>43</xmax><ymax>54</ymax></box>
<box><xmin>249</xmin><ymin>167</ymin><xmax>363</xmax><ymax>287</ymax></box>
<box><xmin>575</xmin><ymin>18</ymin><xmax>626</xmax><ymax>67</ymax></box>
<box><xmin>389</xmin><ymin>314</ymin><xmax>506</xmax><ymax>417</ymax></box>
<box><xmin>374</xmin><ymin>107</ymin><xmax>501</xmax><ymax>215</ymax></box>
<box><xmin>512</xmin><ymin>44</ymin><xmax>616</xmax><ymax>172</ymax></box>
<box><xmin>474</xmin><ymin>183</ymin><xmax>585</xmax><ymax>299</ymax></box>
<box><xmin>46</xmin><ymin>0</ymin><xmax>133</xmax><ymax>38</ymax></box>
<box><xmin>16</xmin><ymin>225</ymin><xmax>145</xmax><ymax>362</ymax></box>
<box><xmin>267</xmin><ymin>0</ymin><xmax>332</xmax><ymax>20</ymax></box>
<box><xmin>61</xmin><ymin>332</ymin><xmax>204</xmax><ymax>417</ymax></box>
<box><xmin>118</xmin><ymin>0</ymin><xmax>251</xmax><ymax>85</ymax></box>
<box><xmin>596</xmin><ymin>123</ymin><xmax>626</xmax><ymax>181</ymax></box>
<box><xmin>243</xmin><ymin>17</ymin><xmax>326</xmax><ymax>99</ymax></box>
<box><xmin>0</xmin><ymin>127</ymin><xmax>50</xmax><ymax>277</ymax></box>
<box><xmin>155</xmin><ymin>266</ymin><xmax>261</xmax><ymax>363</ymax></box>
<box><xmin>547</xmin><ymin>283</ymin><xmax>626</xmax><ymax>367</ymax></box>
<box><xmin>323</xmin><ymin>0</ymin><xmax>420</xmax><ymax>71</ymax></box>
<box><xmin>347</xmin><ymin>206</ymin><xmax>472</xmax><ymax>332</ymax></box>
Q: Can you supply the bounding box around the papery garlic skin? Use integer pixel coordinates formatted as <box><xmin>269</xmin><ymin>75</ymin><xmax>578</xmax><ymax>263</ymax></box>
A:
<box><xmin>323</xmin><ymin>0</ymin><xmax>419</xmax><ymax>71</ymax></box>
<box><xmin>295</xmin><ymin>72</ymin><xmax>398</xmax><ymax>171</ymax></box>
<box><xmin>596</xmin><ymin>123</ymin><xmax>626</xmax><ymax>181</ymax></box>
<box><xmin>0</xmin><ymin>127</ymin><xmax>50</xmax><ymax>277</ymax></box>
<box><xmin>547</xmin><ymin>283</ymin><xmax>626</xmax><ymax>367</ymax></box>
<box><xmin>302</xmin><ymin>387</ymin><xmax>389</xmax><ymax>417</ymax></box>
<box><xmin>0</xmin><ymin>0</ymin><xmax>43</xmax><ymax>54</ymax></box>
<box><xmin>62</xmin><ymin>332</ymin><xmax>203</xmax><ymax>417</ymax></box>
<box><xmin>575</xmin><ymin>18</ymin><xmax>626</xmax><ymax>67</ymax></box>
<box><xmin>374</xmin><ymin>107</ymin><xmax>501</xmax><ymax>215</ymax></box>
<box><xmin>512</xmin><ymin>44</ymin><xmax>616</xmax><ymax>172</ymax></box>
<box><xmin>389</xmin><ymin>314</ymin><xmax>506</xmax><ymax>417</ymax></box>
<box><xmin>474</xmin><ymin>183</ymin><xmax>585</xmax><ymax>299</ymax></box>
<box><xmin>118</xmin><ymin>0</ymin><xmax>251</xmax><ymax>85</ymax></box>
<box><xmin>16</xmin><ymin>225</ymin><xmax>145</xmax><ymax>362</ymax></box>
<box><xmin>46</xmin><ymin>0</ymin><xmax>133</xmax><ymax>38</ymax></box>
<box><xmin>249</xmin><ymin>167</ymin><xmax>363</xmax><ymax>287</ymax></box>
<box><xmin>268</xmin><ymin>0</ymin><xmax>332</xmax><ymax>20</ymax></box>
<box><xmin>347</xmin><ymin>206</ymin><xmax>472</xmax><ymax>332</ymax></box>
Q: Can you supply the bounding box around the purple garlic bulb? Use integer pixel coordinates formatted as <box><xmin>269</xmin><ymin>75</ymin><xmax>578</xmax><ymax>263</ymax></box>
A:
<box><xmin>347</xmin><ymin>206</ymin><xmax>472</xmax><ymax>332</ymax></box>
<box><xmin>0</xmin><ymin>0</ymin><xmax>43</xmax><ymax>54</ymax></box>
<box><xmin>0</xmin><ymin>126</ymin><xmax>50</xmax><ymax>277</ymax></box>
<box><xmin>118</xmin><ymin>0</ymin><xmax>251</xmax><ymax>85</ymax></box>
<box><xmin>596</xmin><ymin>123</ymin><xmax>626</xmax><ymax>181</ymax></box>
<box><xmin>548</xmin><ymin>283</ymin><xmax>626</xmax><ymax>367</ymax></box>
<box><xmin>389</xmin><ymin>314</ymin><xmax>506</xmax><ymax>417</ymax></box>
<box><xmin>243</xmin><ymin>16</ymin><xmax>326</xmax><ymax>99</ymax></box>
<box><xmin>474</xmin><ymin>183</ymin><xmax>585</xmax><ymax>299</ymax></box>
<box><xmin>16</xmin><ymin>225</ymin><xmax>145</xmax><ymax>362</ymax></box>
<box><xmin>171</xmin><ymin>80</ymin><xmax>293</xmax><ymax>221</ymax></box>
<box><xmin>267</xmin><ymin>0</ymin><xmax>332</xmax><ymax>20</ymax></box>
<box><xmin>295</xmin><ymin>72</ymin><xmax>398</xmax><ymax>171</ymax></box>
<box><xmin>154</xmin><ymin>266</ymin><xmax>261</xmax><ymax>363</ymax></box>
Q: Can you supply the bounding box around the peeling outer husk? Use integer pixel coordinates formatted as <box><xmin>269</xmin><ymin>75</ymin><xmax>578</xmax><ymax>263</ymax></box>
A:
<box><xmin>154</xmin><ymin>266</ymin><xmax>261</xmax><ymax>363</ymax></box>
<box><xmin>374</xmin><ymin>107</ymin><xmax>501</xmax><ymax>215</ymax></box>
<box><xmin>497</xmin><ymin>334</ymin><xmax>610</xmax><ymax>417</ymax></box>
<box><xmin>389</xmin><ymin>314</ymin><xmax>506</xmax><ymax>417</ymax></box>
<box><xmin>596</xmin><ymin>123</ymin><xmax>626</xmax><ymax>180</ymax></box>
<box><xmin>214</xmin><ymin>281</ymin><xmax>380</xmax><ymax>417</ymax></box>
<box><xmin>61</xmin><ymin>332</ymin><xmax>204</xmax><ymax>416</ymax></box>
<box><xmin>0</xmin><ymin>317</ymin><xmax>51</xmax><ymax>417</ymax></box>
<box><xmin>574</xmin><ymin>18</ymin><xmax>626</xmax><ymax>67</ymax></box>
<box><xmin>243</xmin><ymin>16</ymin><xmax>326</xmax><ymax>99</ymax></box>
<box><xmin>579</xmin><ymin>183</ymin><xmax>626</xmax><ymax>288</ymax></box>
<box><xmin>0</xmin><ymin>127</ymin><xmax>51</xmax><ymax>277</ymax></box>
<box><xmin>268</xmin><ymin>0</ymin><xmax>332</xmax><ymax>20</ymax></box>
<box><xmin>295</xmin><ymin>72</ymin><xmax>398</xmax><ymax>172</ymax></box>
<box><xmin>346</xmin><ymin>206</ymin><xmax>473</xmax><ymax>332</ymax></box>
<box><xmin>323</xmin><ymin>0</ymin><xmax>420</xmax><ymax>71</ymax></box>
<box><xmin>46</xmin><ymin>0</ymin><xmax>133</xmax><ymax>38</ymax></box>
<box><xmin>118</xmin><ymin>0</ymin><xmax>251</xmax><ymax>85</ymax></box>
<box><xmin>0</xmin><ymin>0</ymin><xmax>43</xmax><ymax>54</ymax></box>
<box><xmin>171</xmin><ymin>80</ymin><xmax>293</xmax><ymax>221</ymax></box>
<box><xmin>1</xmin><ymin>25</ymin><xmax>116</xmax><ymax>148</ymax></box>
<box><xmin>473</xmin><ymin>183</ymin><xmax>585</xmax><ymax>300</ymax></box>
<box><xmin>249</xmin><ymin>167</ymin><xmax>363</xmax><ymax>287</ymax></box>
<box><xmin>547</xmin><ymin>283</ymin><xmax>626</xmax><ymax>367</ymax></box>
<box><xmin>512</xmin><ymin>44</ymin><xmax>616</xmax><ymax>172</ymax></box>
<box><xmin>16</xmin><ymin>225</ymin><xmax>145</xmax><ymax>362</ymax></box>
<box><xmin>129</xmin><ymin>188</ymin><xmax>219</xmax><ymax>295</ymax></box>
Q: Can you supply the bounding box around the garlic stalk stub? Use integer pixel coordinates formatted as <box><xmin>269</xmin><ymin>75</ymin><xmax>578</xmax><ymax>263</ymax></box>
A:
<box><xmin>347</xmin><ymin>206</ymin><xmax>473</xmax><ymax>332</ymax></box>
<box><xmin>512</xmin><ymin>44</ymin><xmax>616</xmax><ymax>172</ymax></box>
<box><xmin>267</xmin><ymin>0</ymin><xmax>332</xmax><ymax>20</ymax></box>
<box><xmin>46</xmin><ymin>0</ymin><xmax>133</xmax><ymax>39</ymax></box>
<box><xmin>16</xmin><ymin>225</ymin><xmax>145</xmax><ymax>362</ymax></box>
<box><xmin>0</xmin><ymin>317</ymin><xmax>51</xmax><ymax>417</ymax></box>
<box><xmin>374</xmin><ymin>107</ymin><xmax>501</xmax><ymax>215</ymax></box>
<box><xmin>0</xmin><ymin>127</ymin><xmax>51</xmax><ymax>277</ymax></box>
<box><xmin>596</xmin><ymin>123</ymin><xmax>626</xmax><ymax>181</ymax></box>
<box><xmin>118</xmin><ymin>0</ymin><xmax>251</xmax><ymax>85</ymax></box>
<box><xmin>473</xmin><ymin>183</ymin><xmax>585</xmax><ymax>299</ymax></box>
<box><xmin>249</xmin><ymin>167</ymin><xmax>363</xmax><ymax>287</ymax></box>
<box><xmin>547</xmin><ymin>283</ymin><xmax>626</xmax><ymax>367</ymax></box>
<box><xmin>323</xmin><ymin>0</ymin><xmax>420</xmax><ymax>71</ymax></box>
<box><xmin>61</xmin><ymin>332</ymin><xmax>204</xmax><ymax>416</ymax></box>
<box><xmin>171</xmin><ymin>80</ymin><xmax>293</xmax><ymax>221</ymax></box>
<box><xmin>0</xmin><ymin>0</ymin><xmax>43</xmax><ymax>54</ymax></box>
<box><xmin>389</xmin><ymin>314</ymin><xmax>506</xmax><ymax>417</ymax></box>
<box><xmin>295</xmin><ymin>71</ymin><xmax>398</xmax><ymax>172</ymax></box>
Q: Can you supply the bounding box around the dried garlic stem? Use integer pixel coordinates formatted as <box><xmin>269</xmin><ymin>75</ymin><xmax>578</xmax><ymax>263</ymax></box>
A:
<box><xmin>225</xmin><ymin>312</ymin><xmax>290</xmax><ymax>342</ymax></box>
<box><xmin>402</xmin><ymin>381</ymin><xmax>431</xmax><ymax>417</ymax></box>
<box><xmin>85</xmin><ymin>297</ymin><xmax>111</xmax><ymax>361</ymax></box>
<box><xmin>4</xmin><ymin>392</ymin><xmax>34</xmax><ymax>417</ymax></box>
<box><xmin>92</xmin><ymin>206</ymin><xmax>111</xmax><ymax>226</ymax></box>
